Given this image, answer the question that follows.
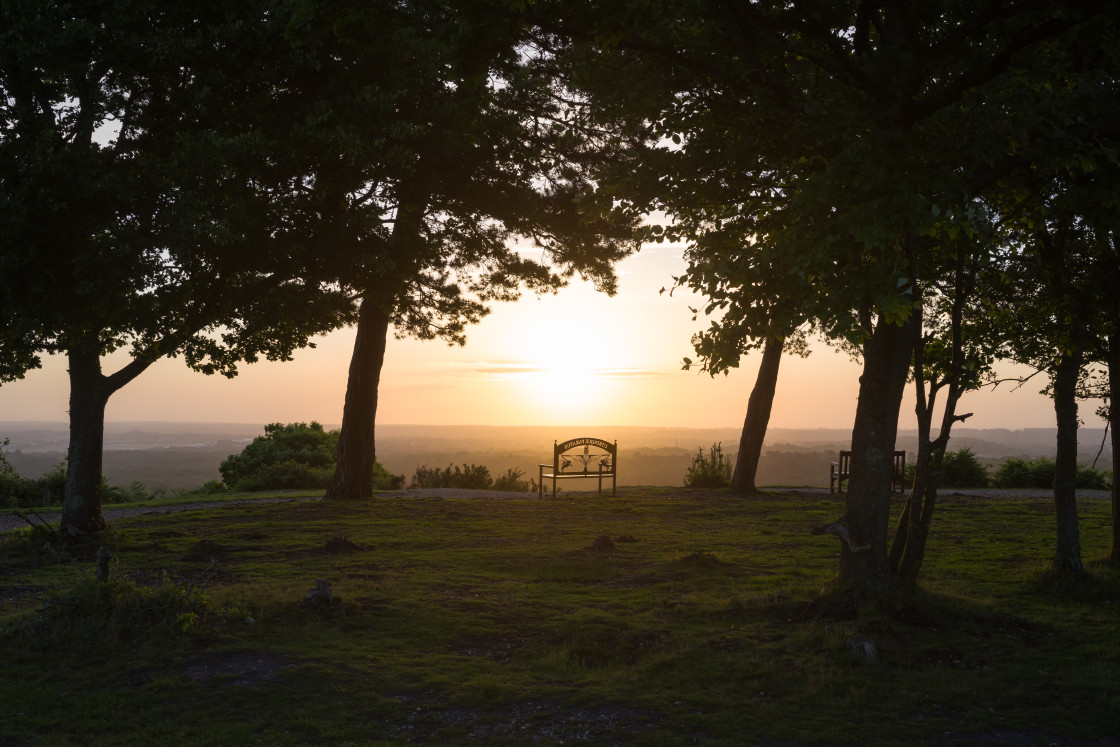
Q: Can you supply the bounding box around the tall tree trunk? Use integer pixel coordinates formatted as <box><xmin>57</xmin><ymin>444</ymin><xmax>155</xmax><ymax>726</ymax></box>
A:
<box><xmin>60</xmin><ymin>346</ymin><xmax>111</xmax><ymax>536</ymax></box>
<box><xmin>1110</xmin><ymin>331</ymin><xmax>1120</xmax><ymax>564</ymax></box>
<box><xmin>833</xmin><ymin>313</ymin><xmax>915</xmax><ymax>594</ymax></box>
<box><xmin>729</xmin><ymin>337</ymin><xmax>783</xmax><ymax>493</ymax></box>
<box><xmin>1051</xmin><ymin>348</ymin><xmax>1084</xmax><ymax>573</ymax></box>
<box><xmin>891</xmin><ymin>249</ymin><xmax>975</xmax><ymax>584</ymax></box>
<box><xmin>325</xmin><ymin>296</ymin><xmax>390</xmax><ymax>500</ymax></box>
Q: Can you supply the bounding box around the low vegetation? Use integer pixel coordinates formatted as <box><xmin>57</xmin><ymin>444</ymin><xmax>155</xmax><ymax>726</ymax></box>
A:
<box><xmin>2</xmin><ymin>486</ymin><xmax>1115</xmax><ymax>744</ymax></box>
<box><xmin>219</xmin><ymin>422</ymin><xmax>403</xmax><ymax>492</ymax></box>
<box><xmin>0</xmin><ymin>441</ymin><xmax>169</xmax><ymax>509</ymax></box>
<box><xmin>991</xmin><ymin>456</ymin><xmax>1111</xmax><ymax>490</ymax></box>
<box><xmin>899</xmin><ymin>447</ymin><xmax>1112</xmax><ymax>491</ymax></box>
<box><xmin>409</xmin><ymin>463</ymin><xmax>536</xmax><ymax>492</ymax></box>
<box><xmin>684</xmin><ymin>442</ymin><xmax>733</xmax><ymax>488</ymax></box>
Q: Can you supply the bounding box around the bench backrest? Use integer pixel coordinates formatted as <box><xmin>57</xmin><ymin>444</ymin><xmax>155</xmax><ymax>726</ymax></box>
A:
<box><xmin>838</xmin><ymin>450</ymin><xmax>906</xmax><ymax>479</ymax></box>
<box><xmin>553</xmin><ymin>438</ymin><xmax>617</xmax><ymax>475</ymax></box>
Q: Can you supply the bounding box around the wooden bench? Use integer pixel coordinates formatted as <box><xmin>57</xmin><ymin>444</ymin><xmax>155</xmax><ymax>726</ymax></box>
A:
<box><xmin>830</xmin><ymin>450</ymin><xmax>907</xmax><ymax>494</ymax></box>
<box><xmin>539</xmin><ymin>438</ymin><xmax>617</xmax><ymax>498</ymax></box>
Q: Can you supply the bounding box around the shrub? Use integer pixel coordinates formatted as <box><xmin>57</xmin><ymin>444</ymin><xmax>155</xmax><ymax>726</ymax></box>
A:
<box><xmin>7</xmin><ymin>575</ymin><xmax>212</xmax><ymax>648</ymax></box>
<box><xmin>371</xmin><ymin>461</ymin><xmax>406</xmax><ymax>490</ymax></box>
<box><xmin>219</xmin><ymin>422</ymin><xmax>338</xmax><ymax>490</ymax></box>
<box><xmin>991</xmin><ymin>456</ymin><xmax>1111</xmax><ymax>490</ymax></box>
<box><xmin>940</xmin><ymin>447</ymin><xmax>989</xmax><ymax>488</ymax></box>
<box><xmin>1075</xmin><ymin>464</ymin><xmax>1111</xmax><ymax>490</ymax></box>
<box><xmin>234</xmin><ymin>459</ymin><xmax>336</xmax><ymax>491</ymax></box>
<box><xmin>0</xmin><ymin>460</ymin><xmax>67</xmax><ymax>508</ymax></box>
<box><xmin>408</xmin><ymin>463</ymin><xmax>494</xmax><ymax>490</ymax></box>
<box><xmin>992</xmin><ymin>457</ymin><xmax>1048</xmax><ymax>489</ymax></box>
<box><xmin>218</xmin><ymin>422</ymin><xmax>404</xmax><ymax>492</ymax></box>
<box><xmin>492</xmin><ymin>467</ymin><xmax>536</xmax><ymax>492</ymax></box>
<box><xmin>684</xmin><ymin>442</ymin><xmax>732</xmax><ymax>488</ymax></box>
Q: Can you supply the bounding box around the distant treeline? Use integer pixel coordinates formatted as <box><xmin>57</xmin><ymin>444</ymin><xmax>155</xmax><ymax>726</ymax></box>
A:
<box><xmin>5</xmin><ymin>442</ymin><xmax>1111</xmax><ymax>494</ymax></box>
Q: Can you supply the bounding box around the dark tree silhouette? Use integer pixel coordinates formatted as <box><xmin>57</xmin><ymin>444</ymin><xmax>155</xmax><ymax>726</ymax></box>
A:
<box><xmin>0</xmin><ymin>1</ymin><xmax>355</xmax><ymax>535</ymax></box>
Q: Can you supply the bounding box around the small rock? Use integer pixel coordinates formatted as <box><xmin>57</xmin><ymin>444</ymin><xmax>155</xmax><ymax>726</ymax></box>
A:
<box><xmin>846</xmin><ymin>636</ymin><xmax>877</xmax><ymax>662</ymax></box>
<box><xmin>305</xmin><ymin>578</ymin><xmax>335</xmax><ymax>608</ymax></box>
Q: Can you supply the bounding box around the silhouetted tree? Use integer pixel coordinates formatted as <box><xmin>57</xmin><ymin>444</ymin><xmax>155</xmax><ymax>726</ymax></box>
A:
<box><xmin>0</xmin><ymin>1</ymin><xmax>354</xmax><ymax>535</ymax></box>
<box><xmin>569</xmin><ymin>0</ymin><xmax>1118</xmax><ymax>592</ymax></box>
<box><xmin>268</xmin><ymin>1</ymin><xmax>640</xmax><ymax>500</ymax></box>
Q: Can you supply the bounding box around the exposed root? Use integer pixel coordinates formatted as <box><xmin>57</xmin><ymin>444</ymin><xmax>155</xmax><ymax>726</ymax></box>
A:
<box><xmin>812</xmin><ymin>517</ymin><xmax>871</xmax><ymax>553</ymax></box>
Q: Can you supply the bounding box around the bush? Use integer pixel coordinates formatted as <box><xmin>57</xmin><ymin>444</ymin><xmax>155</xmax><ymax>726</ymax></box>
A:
<box><xmin>0</xmin><ymin>460</ymin><xmax>67</xmax><ymax>508</ymax></box>
<box><xmin>1075</xmin><ymin>464</ymin><xmax>1111</xmax><ymax>490</ymax></box>
<box><xmin>219</xmin><ymin>422</ymin><xmax>338</xmax><ymax>490</ymax></box>
<box><xmin>7</xmin><ymin>575</ymin><xmax>212</xmax><ymax>648</ymax></box>
<box><xmin>218</xmin><ymin>422</ymin><xmax>404</xmax><ymax>492</ymax></box>
<box><xmin>684</xmin><ymin>442</ymin><xmax>732</xmax><ymax>488</ymax></box>
<box><xmin>992</xmin><ymin>457</ymin><xmax>1048</xmax><ymax>489</ymax></box>
<box><xmin>940</xmin><ymin>447</ymin><xmax>989</xmax><ymax>488</ymax></box>
<box><xmin>492</xmin><ymin>467</ymin><xmax>536</xmax><ymax>492</ymax></box>
<box><xmin>991</xmin><ymin>456</ymin><xmax>1111</xmax><ymax>490</ymax></box>
<box><xmin>408</xmin><ymin>463</ymin><xmax>494</xmax><ymax>490</ymax></box>
<box><xmin>371</xmin><ymin>461</ymin><xmax>406</xmax><ymax>491</ymax></box>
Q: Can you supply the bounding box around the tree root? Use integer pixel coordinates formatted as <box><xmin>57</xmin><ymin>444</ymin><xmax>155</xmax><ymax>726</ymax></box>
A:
<box><xmin>812</xmin><ymin>517</ymin><xmax>871</xmax><ymax>553</ymax></box>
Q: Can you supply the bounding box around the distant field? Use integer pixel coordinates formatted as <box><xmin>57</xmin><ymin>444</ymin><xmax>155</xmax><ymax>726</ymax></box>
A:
<box><xmin>2</xmin><ymin>421</ymin><xmax>1111</xmax><ymax>490</ymax></box>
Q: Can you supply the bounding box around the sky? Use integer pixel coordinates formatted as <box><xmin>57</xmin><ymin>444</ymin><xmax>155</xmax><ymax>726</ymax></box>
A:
<box><xmin>0</xmin><ymin>242</ymin><xmax>1095</xmax><ymax>432</ymax></box>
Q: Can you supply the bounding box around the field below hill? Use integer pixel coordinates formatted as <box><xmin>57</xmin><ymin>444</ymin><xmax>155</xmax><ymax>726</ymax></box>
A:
<box><xmin>1</xmin><ymin>486</ymin><xmax>1117</xmax><ymax>744</ymax></box>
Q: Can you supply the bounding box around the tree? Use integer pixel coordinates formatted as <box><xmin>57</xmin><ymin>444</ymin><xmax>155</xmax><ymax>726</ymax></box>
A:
<box><xmin>0</xmin><ymin>1</ymin><xmax>354</xmax><ymax>535</ymax></box>
<box><xmin>889</xmin><ymin>228</ymin><xmax>996</xmax><ymax>583</ymax></box>
<box><xmin>269</xmin><ymin>0</ymin><xmax>640</xmax><ymax>500</ymax></box>
<box><xmin>572</xmin><ymin>0</ymin><xmax>1112</xmax><ymax>592</ymax></box>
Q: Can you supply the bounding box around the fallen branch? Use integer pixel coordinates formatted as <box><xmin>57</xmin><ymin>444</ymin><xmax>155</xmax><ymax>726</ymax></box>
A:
<box><xmin>13</xmin><ymin>508</ymin><xmax>59</xmax><ymax>538</ymax></box>
<box><xmin>812</xmin><ymin>517</ymin><xmax>871</xmax><ymax>553</ymax></box>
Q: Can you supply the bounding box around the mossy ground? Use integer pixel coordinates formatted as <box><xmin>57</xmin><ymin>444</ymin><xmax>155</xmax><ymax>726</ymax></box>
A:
<box><xmin>1</xmin><ymin>487</ymin><xmax>1116</xmax><ymax>745</ymax></box>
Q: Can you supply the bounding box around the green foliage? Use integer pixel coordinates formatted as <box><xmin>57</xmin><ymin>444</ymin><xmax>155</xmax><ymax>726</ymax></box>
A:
<box><xmin>684</xmin><ymin>442</ymin><xmax>732</xmax><ymax>488</ymax></box>
<box><xmin>217</xmin><ymin>421</ymin><xmax>403</xmax><ymax>492</ymax></box>
<box><xmin>195</xmin><ymin>479</ymin><xmax>228</xmax><ymax>495</ymax></box>
<box><xmin>370</xmin><ymin>461</ymin><xmax>406</xmax><ymax>491</ymax></box>
<box><xmin>6</xmin><ymin>575</ymin><xmax>211</xmax><ymax>648</ymax></box>
<box><xmin>0</xmin><ymin>461</ymin><xmax>66</xmax><ymax>509</ymax></box>
<box><xmin>492</xmin><ymin>467</ymin><xmax>536</xmax><ymax>493</ymax></box>
<box><xmin>219</xmin><ymin>423</ymin><xmax>338</xmax><ymax>491</ymax></box>
<box><xmin>992</xmin><ymin>457</ymin><xmax>1052</xmax><ymax>489</ymax></box>
<box><xmin>409</xmin><ymin>463</ymin><xmax>494</xmax><ymax>490</ymax></box>
<box><xmin>992</xmin><ymin>457</ymin><xmax>1111</xmax><ymax>490</ymax></box>
<box><xmin>940</xmin><ymin>447</ymin><xmax>990</xmax><ymax>488</ymax></box>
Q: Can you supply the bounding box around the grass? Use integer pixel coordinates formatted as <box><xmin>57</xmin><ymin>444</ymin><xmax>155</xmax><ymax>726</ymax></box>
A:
<box><xmin>0</xmin><ymin>487</ymin><xmax>1117</xmax><ymax>745</ymax></box>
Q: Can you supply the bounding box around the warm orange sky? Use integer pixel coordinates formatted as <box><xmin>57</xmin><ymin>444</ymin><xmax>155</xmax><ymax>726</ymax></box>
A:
<box><xmin>0</xmin><ymin>242</ymin><xmax>1094</xmax><ymax>432</ymax></box>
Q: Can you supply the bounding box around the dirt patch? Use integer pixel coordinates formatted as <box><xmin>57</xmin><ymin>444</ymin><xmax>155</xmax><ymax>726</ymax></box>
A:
<box><xmin>0</xmin><ymin>583</ymin><xmax>43</xmax><ymax>605</ymax></box>
<box><xmin>446</xmin><ymin>632</ymin><xmax>530</xmax><ymax>663</ymax></box>
<box><xmin>183</xmin><ymin>650</ymin><xmax>294</xmax><ymax>687</ymax></box>
<box><xmin>316</xmin><ymin>536</ymin><xmax>362</xmax><ymax>554</ymax></box>
<box><xmin>181</xmin><ymin>539</ymin><xmax>231</xmax><ymax>563</ymax></box>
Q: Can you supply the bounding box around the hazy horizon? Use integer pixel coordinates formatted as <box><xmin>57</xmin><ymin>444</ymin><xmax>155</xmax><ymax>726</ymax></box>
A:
<box><xmin>3</xmin><ymin>420</ymin><xmax>1109</xmax><ymax>491</ymax></box>
<box><xmin>0</xmin><ymin>243</ymin><xmax>1101</xmax><ymax>435</ymax></box>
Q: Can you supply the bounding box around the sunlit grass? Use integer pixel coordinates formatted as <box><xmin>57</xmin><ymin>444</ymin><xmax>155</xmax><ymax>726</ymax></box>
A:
<box><xmin>0</xmin><ymin>488</ymin><xmax>1116</xmax><ymax>744</ymax></box>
